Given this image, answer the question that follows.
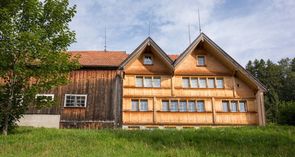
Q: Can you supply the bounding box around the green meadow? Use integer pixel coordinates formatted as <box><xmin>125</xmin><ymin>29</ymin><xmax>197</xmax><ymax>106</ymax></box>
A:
<box><xmin>0</xmin><ymin>125</ymin><xmax>294</xmax><ymax>157</ymax></box>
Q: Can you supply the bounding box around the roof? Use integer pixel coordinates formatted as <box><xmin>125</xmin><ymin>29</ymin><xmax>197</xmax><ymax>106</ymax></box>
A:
<box><xmin>168</xmin><ymin>54</ymin><xmax>179</xmax><ymax>61</ymax></box>
<box><xmin>69</xmin><ymin>51</ymin><xmax>128</xmax><ymax>67</ymax></box>
<box><xmin>119</xmin><ymin>37</ymin><xmax>174</xmax><ymax>70</ymax></box>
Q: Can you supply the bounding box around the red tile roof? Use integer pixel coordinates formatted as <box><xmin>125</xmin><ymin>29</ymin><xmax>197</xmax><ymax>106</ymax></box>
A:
<box><xmin>168</xmin><ymin>54</ymin><xmax>179</xmax><ymax>61</ymax></box>
<box><xmin>69</xmin><ymin>51</ymin><xmax>128</xmax><ymax>67</ymax></box>
<box><xmin>68</xmin><ymin>51</ymin><xmax>179</xmax><ymax>67</ymax></box>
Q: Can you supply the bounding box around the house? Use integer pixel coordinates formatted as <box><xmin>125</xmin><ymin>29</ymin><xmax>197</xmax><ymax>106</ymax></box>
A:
<box><xmin>19</xmin><ymin>33</ymin><xmax>266</xmax><ymax>128</ymax></box>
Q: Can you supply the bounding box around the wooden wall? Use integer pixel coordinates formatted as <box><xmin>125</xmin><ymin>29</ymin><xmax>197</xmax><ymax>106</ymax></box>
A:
<box><xmin>27</xmin><ymin>69</ymin><xmax>122</xmax><ymax>128</ymax></box>
<box><xmin>122</xmin><ymin>45</ymin><xmax>261</xmax><ymax>126</ymax></box>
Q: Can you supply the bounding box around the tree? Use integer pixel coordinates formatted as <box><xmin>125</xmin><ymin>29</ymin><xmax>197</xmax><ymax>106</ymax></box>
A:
<box><xmin>0</xmin><ymin>0</ymin><xmax>79</xmax><ymax>135</ymax></box>
<box><xmin>246</xmin><ymin>57</ymin><xmax>295</xmax><ymax>124</ymax></box>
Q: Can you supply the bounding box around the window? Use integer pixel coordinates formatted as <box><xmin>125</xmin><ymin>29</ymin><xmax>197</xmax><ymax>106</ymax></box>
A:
<box><xmin>170</xmin><ymin>100</ymin><xmax>178</xmax><ymax>112</ymax></box>
<box><xmin>197</xmin><ymin>100</ymin><xmax>205</xmax><ymax>112</ymax></box>
<box><xmin>144</xmin><ymin>77</ymin><xmax>152</xmax><ymax>87</ymax></box>
<box><xmin>140</xmin><ymin>100</ymin><xmax>148</xmax><ymax>111</ymax></box>
<box><xmin>182</xmin><ymin>77</ymin><xmax>190</xmax><ymax>88</ymax></box>
<box><xmin>153</xmin><ymin>77</ymin><xmax>161</xmax><ymax>87</ymax></box>
<box><xmin>136</xmin><ymin>77</ymin><xmax>143</xmax><ymax>87</ymax></box>
<box><xmin>144</xmin><ymin>55</ymin><xmax>153</xmax><ymax>65</ymax></box>
<box><xmin>197</xmin><ymin>56</ymin><xmax>205</xmax><ymax>66</ymax></box>
<box><xmin>35</xmin><ymin>94</ymin><xmax>54</xmax><ymax>102</ymax></box>
<box><xmin>131</xmin><ymin>99</ymin><xmax>148</xmax><ymax>111</ymax></box>
<box><xmin>64</xmin><ymin>94</ymin><xmax>87</xmax><ymax>107</ymax></box>
<box><xmin>199</xmin><ymin>78</ymin><xmax>207</xmax><ymax>88</ymax></box>
<box><xmin>208</xmin><ymin>78</ymin><xmax>215</xmax><ymax>88</ymax></box>
<box><xmin>191</xmin><ymin>78</ymin><xmax>198</xmax><ymax>88</ymax></box>
<box><xmin>216</xmin><ymin>78</ymin><xmax>224</xmax><ymax>88</ymax></box>
<box><xmin>162</xmin><ymin>100</ymin><xmax>169</xmax><ymax>111</ymax></box>
<box><xmin>161</xmin><ymin>99</ymin><xmax>205</xmax><ymax>112</ymax></box>
<box><xmin>131</xmin><ymin>100</ymin><xmax>139</xmax><ymax>111</ymax></box>
<box><xmin>188</xmin><ymin>101</ymin><xmax>196</xmax><ymax>112</ymax></box>
<box><xmin>179</xmin><ymin>101</ymin><xmax>187</xmax><ymax>112</ymax></box>
<box><xmin>181</xmin><ymin>77</ymin><xmax>224</xmax><ymax>89</ymax></box>
<box><xmin>222</xmin><ymin>101</ymin><xmax>229</xmax><ymax>112</ymax></box>
<box><xmin>136</xmin><ymin>76</ymin><xmax>161</xmax><ymax>88</ymax></box>
<box><xmin>230</xmin><ymin>101</ymin><xmax>238</xmax><ymax>112</ymax></box>
<box><xmin>239</xmin><ymin>101</ymin><xmax>247</xmax><ymax>112</ymax></box>
<box><xmin>221</xmin><ymin>100</ymin><xmax>248</xmax><ymax>112</ymax></box>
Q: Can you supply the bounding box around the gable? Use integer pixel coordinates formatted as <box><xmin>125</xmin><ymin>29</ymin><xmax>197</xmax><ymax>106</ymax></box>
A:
<box><xmin>174</xmin><ymin>45</ymin><xmax>232</xmax><ymax>75</ymax></box>
<box><xmin>174</xmin><ymin>33</ymin><xmax>266</xmax><ymax>91</ymax></box>
<box><xmin>120</xmin><ymin>37</ymin><xmax>174</xmax><ymax>75</ymax></box>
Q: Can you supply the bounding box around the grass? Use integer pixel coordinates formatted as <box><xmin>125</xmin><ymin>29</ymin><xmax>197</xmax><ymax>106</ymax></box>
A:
<box><xmin>0</xmin><ymin>125</ymin><xmax>294</xmax><ymax>157</ymax></box>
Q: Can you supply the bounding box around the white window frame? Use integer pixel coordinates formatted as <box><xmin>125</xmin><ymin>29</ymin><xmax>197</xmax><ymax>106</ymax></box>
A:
<box><xmin>64</xmin><ymin>94</ymin><xmax>87</xmax><ymax>108</ymax></box>
<box><xmin>35</xmin><ymin>94</ymin><xmax>55</xmax><ymax>101</ymax></box>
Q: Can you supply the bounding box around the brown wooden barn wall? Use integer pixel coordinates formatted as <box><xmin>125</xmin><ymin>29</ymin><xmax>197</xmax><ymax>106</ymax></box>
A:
<box><xmin>26</xmin><ymin>69</ymin><xmax>122</xmax><ymax>129</ymax></box>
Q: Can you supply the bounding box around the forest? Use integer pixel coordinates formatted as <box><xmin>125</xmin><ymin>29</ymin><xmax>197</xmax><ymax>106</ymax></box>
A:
<box><xmin>246</xmin><ymin>57</ymin><xmax>295</xmax><ymax>125</ymax></box>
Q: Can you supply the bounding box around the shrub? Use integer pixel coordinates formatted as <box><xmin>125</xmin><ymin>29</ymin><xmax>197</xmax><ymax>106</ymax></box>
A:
<box><xmin>278</xmin><ymin>101</ymin><xmax>295</xmax><ymax>125</ymax></box>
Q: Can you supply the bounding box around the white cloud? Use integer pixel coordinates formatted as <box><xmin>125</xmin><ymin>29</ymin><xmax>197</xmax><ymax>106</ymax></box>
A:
<box><xmin>68</xmin><ymin>0</ymin><xmax>295</xmax><ymax>66</ymax></box>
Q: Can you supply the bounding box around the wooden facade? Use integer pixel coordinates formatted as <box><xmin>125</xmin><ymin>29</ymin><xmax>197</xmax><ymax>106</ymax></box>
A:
<box><xmin>26</xmin><ymin>54</ymin><xmax>126</xmax><ymax>128</ymax></box>
<box><xmin>120</xmin><ymin>34</ymin><xmax>266</xmax><ymax>128</ymax></box>
<box><xmin>24</xmin><ymin>33</ymin><xmax>266</xmax><ymax>129</ymax></box>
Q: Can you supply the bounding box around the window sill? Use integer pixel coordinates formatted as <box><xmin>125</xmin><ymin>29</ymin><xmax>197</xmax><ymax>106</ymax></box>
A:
<box><xmin>157</xmin><ymin>111</ymin><xmax>212</xmax><ymax>113</ymax></box>
<box><xmin>175</xmin><ymin>87</ymin><xmax>226</xmax><ymax>90</ymax></box>
<box><xmin>124</xmin><ymin>86</ymin><xmax>170</xmax><ymax>89</ymax></box>
<box><xmin>196</xmin><ymin>65</ymin><xmax>206</xmax><ymax>67</ymax></box>
<box><xmin>63</xmin><ymin>106</ymin><xmax>86</xmax><ymax>109</ymax></box>
<box><xmin>123</xmin><ymin>110</ymin><xmax>153</xmax><ymax>112</ymax></box>
<box><xmin>216</xmin><ymin>111</ymin><xmax>257</xmax><ymax>113</ymax></box>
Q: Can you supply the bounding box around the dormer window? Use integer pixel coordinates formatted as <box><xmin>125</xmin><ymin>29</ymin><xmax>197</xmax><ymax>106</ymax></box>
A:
<box><xmin>197</xmin><ymin>55</ymin><xmax>205</xmax><ymax>66</ymax></box>
<box><xmin>144</xmin><ymin>55</ymin><xmax>153</xmax><ymax>65</ymax></box>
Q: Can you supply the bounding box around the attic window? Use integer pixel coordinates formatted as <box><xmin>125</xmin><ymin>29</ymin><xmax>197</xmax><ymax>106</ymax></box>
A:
<box><xmin>144</xmin><ymin>55</ymin><xmax>153</xmax><ymax>65</ymax></box>
<box><xmin>197</xmin><ymin>55</ymin><xmax>205</xmax><ymax>66</ymax></box>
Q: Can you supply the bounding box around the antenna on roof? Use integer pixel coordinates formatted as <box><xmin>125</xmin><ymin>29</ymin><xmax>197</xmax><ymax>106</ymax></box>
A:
<box><xmin>148</xmin><ymin>22</ymin><xmax>151</xmax><ymax>37</ymax></box>
<box><xmin>104</xmin><ymin>25</ymin><xmax>107</xmax><ymax>52</ymax></box>
<box><xmin>188</xmin><ymin>24</ymin><xmax>191</xmax><ymax>45</ymax></box>
<box><xmin>198</xmin><ymin>8</ymin><xmax>202</xmax><ymax>34</ymax></box>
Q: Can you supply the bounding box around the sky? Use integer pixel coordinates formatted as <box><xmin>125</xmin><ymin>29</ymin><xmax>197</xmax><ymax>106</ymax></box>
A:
<box><xmin>68</xmin><ymin>0</ymin><xmax>295</xmax><ymax>66</ymax></box>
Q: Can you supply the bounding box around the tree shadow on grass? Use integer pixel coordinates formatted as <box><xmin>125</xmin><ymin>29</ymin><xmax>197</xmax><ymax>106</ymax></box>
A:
<box><xmin>9</xmin><ymin>126</ymin><xmax>33</xmax><ymax>135</ymax></box>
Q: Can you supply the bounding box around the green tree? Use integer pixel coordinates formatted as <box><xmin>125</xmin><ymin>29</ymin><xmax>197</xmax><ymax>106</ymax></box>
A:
<box><xmin>246</xmin><ymin>57</ymin><xmax>295</xmax><ymax>124</ymax></box>
<box><xmin>0</xmin><ymin>0</ymin><xmax>79</xmax><ymax>135</ymax></box>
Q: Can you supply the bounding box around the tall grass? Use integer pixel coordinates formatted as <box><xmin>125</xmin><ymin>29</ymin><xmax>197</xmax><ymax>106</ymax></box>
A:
<box><xmin>0</xmin><ymin>125</ymin><xmax>294</xmax><ymax>157</ymax></box>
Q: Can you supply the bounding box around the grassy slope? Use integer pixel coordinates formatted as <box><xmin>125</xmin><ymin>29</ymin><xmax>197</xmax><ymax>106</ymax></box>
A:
<box><xmin>0</xmin><ymin>125</ymin><xmax>294</xmax><ymax>157</ymax></box>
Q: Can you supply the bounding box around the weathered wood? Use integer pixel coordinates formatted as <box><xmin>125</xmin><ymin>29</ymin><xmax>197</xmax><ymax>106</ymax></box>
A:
<box><xmin>27</xmin><ymin>69</ymin><xmax>122</xmax><ymax>128</ymax></box>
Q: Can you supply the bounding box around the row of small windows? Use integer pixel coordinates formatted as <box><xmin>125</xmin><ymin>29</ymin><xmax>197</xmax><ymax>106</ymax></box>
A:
<box><xmin>222</xmin><ymin>100</ymin><xmax>247</xmax><ymax>112</ymax></box>
<box><xmin>136</xmin><ymin>76</ymin><xmax>161</xmax><ymax>87</ymax></box>
<box><xmin>36</xmin><ymin>94</ymin><xmax>247</xmax><ymax>112</ymax></box>
<box><xmin>182</xmin><ymin>77</ymin><xmax>224</xmax><ymax>88</ymax></box>
<box><xmin>130</xmin><ymin>99</ymin><xmax>248</xmax><ymax>113</ymax></box>
<box><xmin>162</xmin><ymin>100</ymin><xmax>205</xmax><ymax>112</ymax></box>
<box><xmin>135</xmin><ymin>76</ymin><xmax>224</xmax><ymax>88</ymax></box>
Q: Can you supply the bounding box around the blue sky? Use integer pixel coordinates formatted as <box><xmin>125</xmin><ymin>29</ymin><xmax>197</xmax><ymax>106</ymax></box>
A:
<box><xmin>68</xmin><ymin>0</ymin><xmax>295</xmax><ymax>66</ymax></box>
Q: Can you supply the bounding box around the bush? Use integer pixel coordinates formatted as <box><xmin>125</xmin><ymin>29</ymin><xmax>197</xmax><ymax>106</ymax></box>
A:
<box><xmin>278</xmin><ymin>101</ymin><xmax>295</xmax><ymax>125</ymax></box>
